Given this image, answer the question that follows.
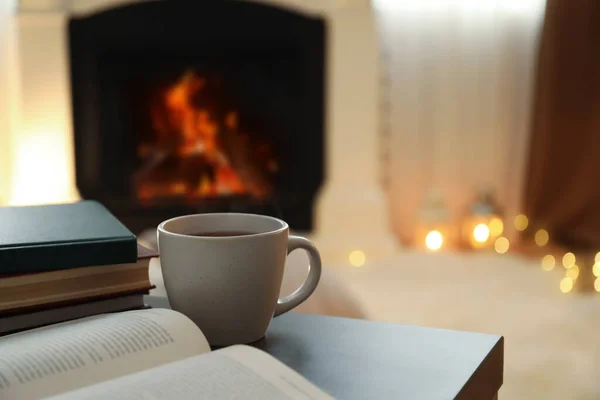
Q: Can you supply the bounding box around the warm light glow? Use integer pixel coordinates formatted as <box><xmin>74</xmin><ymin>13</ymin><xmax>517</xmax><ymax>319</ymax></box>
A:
<box><xmin>494</xmin><ymin>237</ymin><xmax>509</xmax><ymax>254</ymax></box>
<box><xmin>596</xmin><ymin>253</ymin><xmax>600</xmax><ymax>263</ymax></box>
<box><xmin>10</xmin><ymin>131</ymin><xmax>78</xmax><ymax>205</ymax></box>
<box><xmin>560</xmin><ymin>277</ymin><xmax>573</xmax><ymax>294</ymax></box>
<box><xmin>562</xmin><ymin>252</ymin><xmax>576</xmax><ymax>269</ymax></box>
<box><xmin>593</xmin><ymin>263</ymin><xmax>600</xmax><ymax>277</ymax></box>
<box><xmin>595</xmin><ymin>278</ymin><xmax>600</xmax><ymax>292</ymax></box>
<box><xmin>534</xmin><ymin>229</ymin><xmax>549</xmax><ymax>247</ymax></box>
<box><xmin>566</xmin><ymin>265</ymin><xmax>579</xmax><ymax>280</ymax></box>
<box><xmin>473</xmin><ymin>223</ymin><xmax>490</xmax><ymax>243</ymax></box>
<box><xmin>488</xmin><ymin>218</ymin><xmax>504</xmax><ymax>237</ymax></box>
<box><xmin>425</xmin><ymin>230</ymin><xmax>443</xmax><ymax>251</ymax></box>
<box><xmin>541</xmin><ymin>255</ymin><xmax>555</xmax><ymax>271</ymax></box>
<box><xmin>348</xmin><ymin>250</ymin><xmax>366</xmax><ymax>267</ymax></box>
<box><xmin>514</xmin><ymin>214</ymin><xmax>529</xmax><ymax>231</ymax></box>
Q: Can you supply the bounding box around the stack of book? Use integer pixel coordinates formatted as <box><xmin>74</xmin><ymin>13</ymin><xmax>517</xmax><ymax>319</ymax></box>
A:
<box><xmin>0</xmin><ymin>200</ymin><xmax>156</xmax><ymax>335</ymax></box>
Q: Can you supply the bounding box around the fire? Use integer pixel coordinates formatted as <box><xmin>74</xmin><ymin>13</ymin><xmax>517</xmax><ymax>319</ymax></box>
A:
<box><xmin>134</xmin><ymin>69</ymin><xmax>276</xmax><ymax>204</ymax></box>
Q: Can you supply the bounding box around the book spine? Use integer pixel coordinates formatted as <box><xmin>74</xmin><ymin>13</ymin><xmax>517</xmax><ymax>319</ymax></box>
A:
<box><xmin>0</xmin><ymin>237</ymin><xmax>138</xmax><ymax>274</ymax></box>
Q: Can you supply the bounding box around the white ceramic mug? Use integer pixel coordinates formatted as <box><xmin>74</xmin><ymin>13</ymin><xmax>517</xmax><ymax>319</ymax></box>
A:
<box><xmin>157</xmin><ymin>213</ymin><xmax>322</xmax><ymax>346</ymax></box>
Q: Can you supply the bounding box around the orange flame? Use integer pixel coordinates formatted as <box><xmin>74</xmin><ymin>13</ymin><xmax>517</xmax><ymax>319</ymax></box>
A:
<box><xmin>135</xmin><ymin>69</ymin><xmax>276</xmax><ymax>204</ymax></box>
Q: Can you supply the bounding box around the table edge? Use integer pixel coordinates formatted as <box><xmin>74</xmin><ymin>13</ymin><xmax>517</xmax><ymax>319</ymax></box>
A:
<box><xmin>456</xmin><ymin>335</ymin><xmax>504</xmax><ymax>399</ymax></box>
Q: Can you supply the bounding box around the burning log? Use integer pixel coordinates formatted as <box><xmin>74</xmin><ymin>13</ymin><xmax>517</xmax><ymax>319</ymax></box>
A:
<box><xmin>218</xmin><ymin>120</ymin><xmax>273</xmax><ymax>199</ymax></box>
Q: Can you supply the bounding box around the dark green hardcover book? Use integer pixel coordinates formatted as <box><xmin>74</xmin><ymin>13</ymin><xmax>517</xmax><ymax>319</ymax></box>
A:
<box><xmin>0</xmin><ymin>200</ymin><xmax>137</xmax><ymax>274</ymax></box>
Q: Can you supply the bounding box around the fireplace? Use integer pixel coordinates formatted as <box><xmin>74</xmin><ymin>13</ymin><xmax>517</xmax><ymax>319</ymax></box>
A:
<box><xmin>68</xmin><ymin>0</ymin><xmax>325</xmax><ymax>233</ymax></box>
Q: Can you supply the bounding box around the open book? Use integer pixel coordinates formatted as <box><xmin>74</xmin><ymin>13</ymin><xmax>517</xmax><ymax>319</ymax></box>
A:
<box><xmin>0</xmin><ymin>309</ymin><xmax>332</xmax><ymax>399</ymax></box>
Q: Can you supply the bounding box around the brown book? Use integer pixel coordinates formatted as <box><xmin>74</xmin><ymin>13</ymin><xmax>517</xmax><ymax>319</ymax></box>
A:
<box><xmin>0</xmin><ymin>293</ymin><xmax>148</xmax><ymax>336</ymax></box>
<box><xmin>0</xmin><ymin>244</ymin><xmax>156</xmax><ymax>314</ymax></box>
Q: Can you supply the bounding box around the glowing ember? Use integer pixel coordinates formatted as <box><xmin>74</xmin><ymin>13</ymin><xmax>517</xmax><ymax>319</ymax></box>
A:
<box><xmin>134</xmin><ymin>69</ymin><xmax>277</xmax><ymax>204</ymax></box>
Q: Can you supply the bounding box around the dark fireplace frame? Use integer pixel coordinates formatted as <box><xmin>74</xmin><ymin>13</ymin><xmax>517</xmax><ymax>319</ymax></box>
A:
<box><xmin>68</xmin><ymin>0</ymin><xmax>326</xmax><ymax>233</ymax></box>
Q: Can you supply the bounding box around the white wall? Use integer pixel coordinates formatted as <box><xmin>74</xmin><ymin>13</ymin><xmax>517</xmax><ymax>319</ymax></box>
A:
<box><xmin>9</xmin><ymin>10</ymin><xmax>78</xmax><ymax>205</ymax></box>
<box><xmin>0</xmin><ymin>0</ymin><xmax>20</xmax><ymax>205</ymax></box>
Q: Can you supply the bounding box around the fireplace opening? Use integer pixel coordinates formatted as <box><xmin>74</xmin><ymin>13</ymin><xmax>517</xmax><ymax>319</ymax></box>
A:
<box><xmin>68</xmin><ymin>0</ymin><xmax>325</xmax><ymax>233</ymax></box>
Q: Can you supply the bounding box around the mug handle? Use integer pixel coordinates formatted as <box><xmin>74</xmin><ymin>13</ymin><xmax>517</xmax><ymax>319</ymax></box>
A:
<box><xmin>274</xmin><ymin>235</ymin><xmax>322</xmax><ymax>317</ymax></box>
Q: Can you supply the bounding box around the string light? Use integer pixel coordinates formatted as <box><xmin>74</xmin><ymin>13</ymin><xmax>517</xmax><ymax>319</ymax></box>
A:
<box><xmin>541</xmin><ymin>255</ymin><xmax>555</xmax><ymax>271</ymax></box>
<box><xmin>425</xmin><ymin>230</ymin><xmax>443</xmax><ymax>251</ymax></box>
<box><xmin>473</xmin><ymin>223</ymin><xmax>490</xmax><ymax>243</ymax></box>
<box><xmin>534</xmin><ymin>229</ymin><xmax>549</xmax><ymax>246</ymax></box>
<box><xmin>349</xmin><ymin>250</ymin><xmax>366</xmax><ymax>267</ymax></box>
<box><xmin>514</xmin><ymin>214</ymin><xmax>529</xmax><ymax>231</ymax></box>
<box><xmin>560</xmin><ymin>277</ymin><xmax>573</xmax><ymax>293</ymax></box>
<box><xmin>414</xmin><ymin>193</ymin><xmax>600</xmax><ymax>296</ymax></box>
<box><xmin>494</xmin><ymin>237</ymin><xmax>509</xmax><ymax>254</ymax></box>
<box><xmin>562</xmin><ymin>252</ymin><xmax>576</xmax><ymax>269</ymax></box>
<box><xmin>566</xmin><ymin>265</ymin><xmax>579</xmax><ymax>280</ymax></box>
<box><xmin>488</xmin><ymin>218</ymin><xmax>504</xmax><ymax>237</ymax></box>
<box><xmin>593</xmin><ymin>262</ymin><xmax>600</xmax><ymax>278</ymax></box>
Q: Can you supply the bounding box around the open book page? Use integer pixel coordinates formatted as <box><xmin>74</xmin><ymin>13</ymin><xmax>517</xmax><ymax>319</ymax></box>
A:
<box><xmin>0</xmin><ymin>308</ymin><xmax>210</xmax><ymax>400</ymax></box>
<box><xmin>49</xmin><ymin>345</ymin><xmax>333</xmax><ymax>400</ymax></box>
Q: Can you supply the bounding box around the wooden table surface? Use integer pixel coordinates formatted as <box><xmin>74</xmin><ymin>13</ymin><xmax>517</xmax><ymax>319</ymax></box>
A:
<box><xmin>146</xmin><ymin>296</ymin><xmax>503</xmax><ymax>399</ymax></box>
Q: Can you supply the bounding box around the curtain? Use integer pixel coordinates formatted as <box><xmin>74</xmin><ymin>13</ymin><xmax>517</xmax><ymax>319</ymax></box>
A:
<box><xmin>524</xmin><ymin>0</ymin><xmax>600</xmax><ymax>250</ymax></box>
<box><xmin>374</xmin><ymin>0</ymin><xmax>546</xmax><ymax>244</ymax></box>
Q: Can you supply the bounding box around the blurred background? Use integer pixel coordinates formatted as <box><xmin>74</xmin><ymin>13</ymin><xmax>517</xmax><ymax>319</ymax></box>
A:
<box><xmin>1</xmin><ymin>0</ymin><xmax>599</xmax><ymax>398</ymax></box>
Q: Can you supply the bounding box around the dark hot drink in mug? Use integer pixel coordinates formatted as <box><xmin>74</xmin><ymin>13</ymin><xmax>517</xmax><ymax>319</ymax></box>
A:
<box><xmin>187</xmin><ymin>231</ymin><xmax>255</xmax><ymax>237</ymax></box>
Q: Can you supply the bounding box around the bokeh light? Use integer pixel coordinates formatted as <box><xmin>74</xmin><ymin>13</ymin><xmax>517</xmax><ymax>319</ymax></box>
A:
<box><xmin>349</xmin><ymin>250</ymin><xmax>366</xmax><ymax>267</ymax></box>
<box><xmin>566</xmin><ymin>265</ymin><xmax>579</xmax><ymax>280</ymax></box>
<box><xmin>494</xmin><ymin>237</ymin><xmax>509</xmax><ymax>254</ymax></box>
<box><xmin>560</xmin><ymin>277</ymin><xmax>573</xmax><ymax>293</ymax></box>
<box><xmin>473</xmin><ymin>223</ymin><xmax>490</xmax><ymax>243</ymax></box>
<box><xmin>541</xmin><ymin>255</ymin><xmax>555</xmax><ymax>271</ymax></box>
<box><xmin>514</xmin><ymin>214</ymin><xmax>529</xmax><ymax>231</ymax></box>
<box><xmin>425</xmin><ymin>230</ymin><xmax>443</xmax><ymax>251</ymax></box>
<box><xmin>488</xmin><ymin>218</ymin><xmax>504</xmax><ymax>237</ymax></box>
<box><xmin>562</xmin><ymin>252</ymin><xmax>576</xmax><ymax>269</ymax></box>
<box><xmin>534</xmin><ymin>229</ymin><xmax>549</xmax><ymax>246</ymax></box>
